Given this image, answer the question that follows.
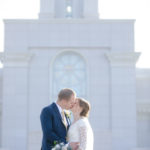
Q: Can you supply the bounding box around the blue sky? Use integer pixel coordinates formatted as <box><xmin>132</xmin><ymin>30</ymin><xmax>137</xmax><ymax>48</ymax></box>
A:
<box><xmin>0</xmin><ymin>0</ymin><xmax>150</xmax><ymax>68</ymax></box>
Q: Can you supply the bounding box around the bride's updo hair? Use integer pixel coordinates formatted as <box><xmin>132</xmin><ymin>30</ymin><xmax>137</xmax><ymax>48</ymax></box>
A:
<box><xmin>77</xmin><ymin>98</ymin><xmax>91</xmax><ymax>117</ymax></box>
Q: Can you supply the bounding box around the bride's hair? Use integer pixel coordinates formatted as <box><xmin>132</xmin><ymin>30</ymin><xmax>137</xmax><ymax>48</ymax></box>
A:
<box><xmin>77</xmin><ymin>98</ymin><xmax>91</xmax><ymax>117</ymax></box>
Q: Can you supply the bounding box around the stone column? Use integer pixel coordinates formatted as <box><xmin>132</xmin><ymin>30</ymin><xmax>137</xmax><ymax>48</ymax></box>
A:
<box><xmin>39</xmin><ymin>0</ymin><xmax>55</xmax><ymax>19</ymax></box>
<box><xmin>0</xmin><ymin>52</ymin><xmax>33</xmax><ymax>150</ymax></box>
<box><xmin>106</xmin><ymin>52</ymin><xmax>140</xmax><ymax>150</ymax></box>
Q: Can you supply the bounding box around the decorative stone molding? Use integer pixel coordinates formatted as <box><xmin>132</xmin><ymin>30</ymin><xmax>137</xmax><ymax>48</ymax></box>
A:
<box><xmin>4</xmin><ymin>19</ymin><xmax>135</xmax><ymax>24</ymax></box>
<box><xmin>137</xmin><ymin>103</ymin><xmax>150</xmax><ymax>121</ymax></box>
<box><xmin>0</xmin><ymin>52</ymin><xmax>34</xmax><ymax>67</ymax></box>
<box><xmin>105</xmin><ymin>52</ymin><xmax>141</xmax><ymax>67</ymax></box>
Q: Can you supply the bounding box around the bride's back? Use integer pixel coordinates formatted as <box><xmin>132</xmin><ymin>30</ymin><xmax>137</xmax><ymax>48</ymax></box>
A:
<box><xmin>67</xmin><ymin>117</ymin><xmax>94</xmax><ymax>150</ymax></box>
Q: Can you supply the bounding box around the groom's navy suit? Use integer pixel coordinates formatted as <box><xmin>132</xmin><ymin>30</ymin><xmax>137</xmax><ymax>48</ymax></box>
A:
<box><xmin>40</xmin><ymin>103</ymin><xmax>70</xmax><ymax>150</ymax></box>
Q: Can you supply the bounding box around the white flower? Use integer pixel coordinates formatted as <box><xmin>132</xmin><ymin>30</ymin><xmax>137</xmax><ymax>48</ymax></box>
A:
<box><xmin>62</xmin><ymin>144</ymin><xmax>68</xmax><ymax>150</ymax></box>
<box><xmin>60</xmin><ymin>142</ymin><xmax>65</xmax><ymax>146</ymax></box>
<box><xmin>52</xmin><ymin>142</ymin><xmax>67</xmax><ymax>150</ymax></box>
<box><xmin>65</xmin><ymin>110</ymin><xmax>71</xmax><ymax>118</ymax></box>
<box><xmin>55</xmin><ymin>144</ymin><xmax>61</xmax><ymax>149</ymax></box>
<box><xmin>62</xmin><ymin>145</ymin><xmax>68</xmax><ymax>150</ymax></box>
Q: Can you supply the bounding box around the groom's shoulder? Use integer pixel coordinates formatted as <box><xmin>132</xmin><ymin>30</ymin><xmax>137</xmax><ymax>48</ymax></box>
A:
<box><xmin>41</xmin><ymin>102</ymin><xmax>55</xmax><ymax>113</ymax></box>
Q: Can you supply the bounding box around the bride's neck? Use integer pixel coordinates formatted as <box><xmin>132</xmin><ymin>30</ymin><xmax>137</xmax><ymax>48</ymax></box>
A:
<box><xmin>73</xmin><ymin>113</ymin><xmax>81</xmax><ymax>122</ymax></box>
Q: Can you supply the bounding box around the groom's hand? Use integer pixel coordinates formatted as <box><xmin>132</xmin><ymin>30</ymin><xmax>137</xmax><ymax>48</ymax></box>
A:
<box><xmin>69</xmin><ymin>142</ymin><xmax>80</xmax><ymax>150</ymax></box>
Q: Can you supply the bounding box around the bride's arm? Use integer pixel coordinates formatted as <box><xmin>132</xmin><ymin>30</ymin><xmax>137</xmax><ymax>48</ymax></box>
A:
<box><xmin>78</xmin><ymin>126</ymin><xmax>87</xmax><ymax>150</ymax></box>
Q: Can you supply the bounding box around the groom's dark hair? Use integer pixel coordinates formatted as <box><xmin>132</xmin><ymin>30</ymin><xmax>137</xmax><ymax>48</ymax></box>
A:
<box><xmin>58</xmin><ymin>88</ymin><xmax>76</xmax><ymax>101</ymax></box>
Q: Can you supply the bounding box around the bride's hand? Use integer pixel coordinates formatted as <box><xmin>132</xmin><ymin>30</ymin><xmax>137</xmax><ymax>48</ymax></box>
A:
<box><xmin>69</xmin><ymin>142</ymin><xmax>80</xmax><ymax>150</ymax></box>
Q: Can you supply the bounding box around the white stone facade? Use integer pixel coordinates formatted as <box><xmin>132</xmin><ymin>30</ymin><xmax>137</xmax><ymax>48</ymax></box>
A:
<box><xmin>0</xmin><ymin>68</ymin><xmax>2</xmax><ymax>148</ymax></box>
<box><xmin>0</xmin><ymin>19</ymin><xmax>140</xmax><ymax>150</ymax></box>
<box><xmin>0</xmin><ymin>0</ymin><xmax>149</xmax><ymax>150</ymax></box>
<box><xmin>136</xmin><ymin>69</ymin><xmax>150</xmax><ymax>149</ymax></box>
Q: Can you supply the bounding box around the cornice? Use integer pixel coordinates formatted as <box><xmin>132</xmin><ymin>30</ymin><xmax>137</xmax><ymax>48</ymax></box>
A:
<box><xmin>105</xmin><ymin>52</ymin><xmax>141</xmax><ymax>67</ymax></box>
<box><xmin>0</xmin><ymin>52</ymin><xmax>34</xmax><ymax>67</ymax></box>
<box><xmin>3</xmin><ymin>19</ymin><xmax>135</xmax><ymax>24</ymax></box>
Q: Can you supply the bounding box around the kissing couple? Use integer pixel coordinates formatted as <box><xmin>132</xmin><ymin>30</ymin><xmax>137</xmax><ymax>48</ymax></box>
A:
<box><xmin>40</xmin><ymin>88</ymin><xmax>94</xmax><ymax>150</ymax></box>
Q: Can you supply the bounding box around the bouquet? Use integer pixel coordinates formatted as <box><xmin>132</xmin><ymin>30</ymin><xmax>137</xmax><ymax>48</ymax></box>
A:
<box><xmin>52</xmin><ymin>142</ymin><xmax>72</xmax><ymax>150</ymax></box>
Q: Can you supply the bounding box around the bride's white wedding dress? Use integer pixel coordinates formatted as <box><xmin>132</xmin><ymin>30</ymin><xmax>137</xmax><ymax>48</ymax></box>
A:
<box><xmin>67</xmin><ymin>117</ymin><xmax>94</xmax><ymax>150</ymax></box>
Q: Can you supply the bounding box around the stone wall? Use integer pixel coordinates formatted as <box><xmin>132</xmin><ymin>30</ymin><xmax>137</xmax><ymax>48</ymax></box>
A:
<box><xmin>0</xmin><ymin>68</ymin><xmax>2</xmax><ymax>147</ymax></box>
<box><xmin>136</xmin><ymin>69</ymin><xmax>150</xmax><ymax>148</ymax></box>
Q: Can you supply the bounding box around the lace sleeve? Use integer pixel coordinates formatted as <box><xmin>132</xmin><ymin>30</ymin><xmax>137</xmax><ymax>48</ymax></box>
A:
<box><xmin>78</xmin><ymin>125</ymin><xmax>87</xmax><ymax>150</ymax></box>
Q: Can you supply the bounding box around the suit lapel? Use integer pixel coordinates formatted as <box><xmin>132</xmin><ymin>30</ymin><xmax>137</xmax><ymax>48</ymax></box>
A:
<box><xmin>52</xmin><ymin>103</ymin><xmax>62</xmax><ymax>122</ymax></box>
<box><xmin>52</xmin><ymin>103</ymin><xmax>67</xmax><ymax>130</ymax></box>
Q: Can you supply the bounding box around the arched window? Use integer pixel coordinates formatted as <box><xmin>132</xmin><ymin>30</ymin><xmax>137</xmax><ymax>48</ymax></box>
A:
<box><xmin>52</xmin><ymin>51</ymin><xmax>87</xmax><ymax>99</ymax></box>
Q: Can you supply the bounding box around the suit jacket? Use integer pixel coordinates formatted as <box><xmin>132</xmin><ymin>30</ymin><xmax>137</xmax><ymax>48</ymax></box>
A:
<box><xmin>40</xmin><ymin>103</ymin><xmax>71</xmax><ymax>150</ymax></box>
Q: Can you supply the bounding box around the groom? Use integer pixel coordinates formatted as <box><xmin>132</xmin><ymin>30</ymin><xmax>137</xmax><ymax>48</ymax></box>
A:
<box><xmin>40</xmin><ymin>88</ymin><xmax>79</xmax><ymax>150</ymax></box>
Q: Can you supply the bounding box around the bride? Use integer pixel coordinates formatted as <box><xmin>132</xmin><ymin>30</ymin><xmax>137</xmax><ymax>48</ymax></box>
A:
<box><xmin>40</xmin><ymin>88</ymin><xmax>93</xmax><ymax>150</ymax></box>
<box><xmin>67</xmin><ymin>98</ymin><xmax>94</xmax><ymax>150</ymax></box>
